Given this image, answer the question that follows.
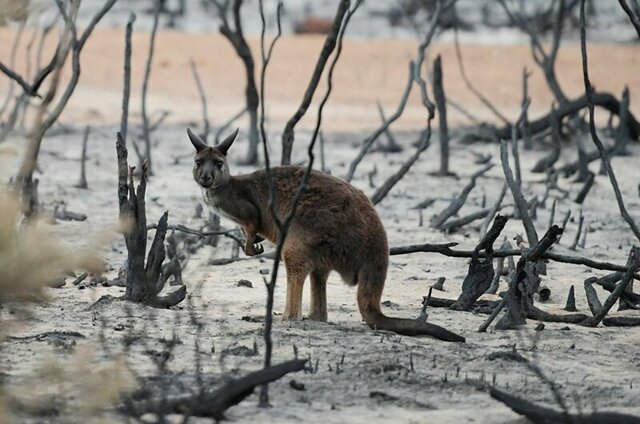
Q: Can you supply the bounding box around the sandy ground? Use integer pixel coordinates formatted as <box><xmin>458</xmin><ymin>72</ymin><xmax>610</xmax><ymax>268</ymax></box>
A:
<box><xmin>0</xmin><ymin>26</ymin><xmax>639</xmax><ymax>133</ymax></box>
<box><xmin>1</xmin><ymin>120</ymin><xmax>640</xmax><ymax>422</ymax></box>
<box><xmin>1</xmin><ymin>20</ymin><xmax>640</xmax><ymax>424</ymax></box>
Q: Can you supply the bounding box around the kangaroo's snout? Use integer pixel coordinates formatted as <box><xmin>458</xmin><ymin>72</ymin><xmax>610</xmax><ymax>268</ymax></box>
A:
<box><xmin>199</xmin><ymin>174</ymin><xmax>213</xmax><ymax>187</ymax></box>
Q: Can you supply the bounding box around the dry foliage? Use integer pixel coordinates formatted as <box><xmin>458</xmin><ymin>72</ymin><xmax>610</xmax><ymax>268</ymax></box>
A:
<box><xmin>2</xmin><ymin>345</ymin><xmax>134</xmax><ymax>421</ymax></box>
<box><xmin>0</xmin><ymin>190</ymin><xmax>104</xmax><ymax>304</ymax></box>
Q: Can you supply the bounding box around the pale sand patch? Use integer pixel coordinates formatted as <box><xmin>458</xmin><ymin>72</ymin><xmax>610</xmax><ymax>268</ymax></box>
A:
<box><xmin>1</xmin><ymin>27</ymin><xmax>638</xmax><ymax>132</ymax></box>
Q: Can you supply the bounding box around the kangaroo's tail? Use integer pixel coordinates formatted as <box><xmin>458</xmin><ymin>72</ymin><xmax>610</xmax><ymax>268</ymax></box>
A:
<box><xmin>366</xmin><ymin>312</ymin><xmax>465</xmax><ymax>342</ymax></box>
<box><xmin>357</xmin><ymin>278</ymin><xmax>465</xmax><ymax>343</ymax></box>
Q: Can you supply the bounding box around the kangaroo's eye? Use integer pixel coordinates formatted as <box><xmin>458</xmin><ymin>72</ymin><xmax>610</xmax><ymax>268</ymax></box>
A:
<box><xmin>195</xmin><ymin>159</ymin><xmax>202</xmax><ymax>167</ymax></box>
<box><xmin>214</xmin><ymin>160</ymin><xmax>223</xmax><ymax>168</ymax></box>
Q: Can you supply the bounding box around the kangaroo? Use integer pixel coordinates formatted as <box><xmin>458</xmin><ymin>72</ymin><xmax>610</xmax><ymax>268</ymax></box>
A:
<box><xmin>188</xmin><ymin>128</ymin><xmax>464</xmax><ymax>342</ymax></box>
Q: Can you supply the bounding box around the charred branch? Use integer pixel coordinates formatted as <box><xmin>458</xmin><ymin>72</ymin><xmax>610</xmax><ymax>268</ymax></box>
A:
<box><xmin>346</xmin><ymin>62</ymin><xmax>414</xmax><ymax>182</ymax></box>
<box><xmin>121</xmin><ymin>13</ymin><xmax>135</xmax><ymax>146</ymax></box>
<box><xmin>211</xmin><ymin>0</ymin><xmax>260</xmax><ymax>163</ymax></box>
<box><xmin>450</xmin><ymin>215</ymin><xmax>507</xmax><ymax>310</ymax></box>
<box><xmin>489</xmin><ymin>386</ymin><xmax>640</xmax><ymax>424</ymax></box>
<box><xmin>491</xmin><ymin>92</ymin><xmax>640</xmax><ymax>142</ymax></box>
<box><xmin>564</xmin><ymin>285</ymin><xmax>577</xmax><ymax>311</ymax></box>
<box><xmin>390</xmin><ymin>242</ymin><xmax>640</xmax><ymax>278</ymax></box>
<box><xmin>580</xmin><ymin>1</ymin><xmax>640</xmax><ymax>242</ymax></box>
<box><xmin>501</xmin><ymin>138</ymin><xmax>538</xmax><ymax>245</ymax></box>
<box><xmin>13</xmin><ymin>0</ymin><xmax>117</xmax><ymax>214</ymax></box>
<box><xmin>371</xmin><ymin>125</ymin><xmax>431</xmax><ymax>206</ymax></box>
<box><xmin>116</xmin><ymin>132</ymin><xmax>185</xmax><ymax>307</ymax></box>
<box><xmin>619</xmin><ymin>0</ymin><xmax>640</xmax><ymax>38</ymax></box>
<box><xmin>75</xmin><ymin>126</ymin><xmax>90</xmax><ymax>189</ymax></box>
<box><xmin>375</xmin><ymin>102</ymin><xmax>402</xmax><ymax>153</ymax></box>
<box><xmin>581</xmin><ymin>246</ymin><xmax>640</xmax><ymax>327</ymax></box>
<box><xmin>432</xmin><ymin>54</ymin><xmax>452</xmax><ymax>176</ymax></box>
<box><xmin>124</xmin><ymin>359</ymin><xmax>308</xmax><ymax>419</ymax></box>
<box><xmin>190</xmin><ymin>59</ymin><xmax>210</xmax><ymax>142</ymax></box>
<box><xmin>495</xmin><ymin>226</ymin><xmax>562</xmax><ymax>330</ymax></box>
<box><xmin>140</xmin><ymin>2</ymin><xmax>160</xmax><ymax>174</ymax></box>
<box><xmin>430</xmin><ymin>164</ymin><xmax>492</xmax><ymax>229</ymax></box>
<box><xmin>280</xmin><ymin>0</ymin><xmax>350</xmax><ymax>165</ymax></box>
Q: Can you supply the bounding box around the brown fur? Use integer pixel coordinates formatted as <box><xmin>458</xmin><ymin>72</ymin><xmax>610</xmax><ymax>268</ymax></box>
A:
<box><xmin>188</xmin><ymin>128</ymin><xmax>464</xmax><ymax>342</ymax></box>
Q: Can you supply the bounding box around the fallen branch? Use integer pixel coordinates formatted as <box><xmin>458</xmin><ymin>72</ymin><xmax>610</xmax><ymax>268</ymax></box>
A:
<box><xmin>124</xmin><ymin>359</ymin><xmax>307</xmax><ymax>419</ymax></box>
<box><xmin>491</xmin><ymin>92</ymin><xmax>640</xmax><ymax>141</ymax></box>
<box><xmin>588</xmin><ymin>273</ymin><xmax>640</xmax><ymax>305</ymax></box>
<box><xmin>146</xmin><ymin>222</ymin><xmax>244</xmax><ymax>245</ymax></box>
<box><xmin>489</xmin><ymin>385</ymin><xmax>640</xmax><ymax>424</ymax></box>
<box><xmin>603</xmin><ymin>316</ymin><xmax>640</xmax><ymax>327</ymax></box>
<box><xmin>581</xmin><ymin>246</ymin><xmax>640</xmax><ymax>327</ymax></box>
<box><xmin>390</xmin><ymin>242</ymin><xmax>640</xmax><ymax>278</ymax></box>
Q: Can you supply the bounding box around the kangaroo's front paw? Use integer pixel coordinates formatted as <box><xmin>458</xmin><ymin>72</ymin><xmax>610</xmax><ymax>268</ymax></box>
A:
<box><xmin>245</xmin><ymin>243</ymin><xmax>264</xmax><ymax>256</ymax></box>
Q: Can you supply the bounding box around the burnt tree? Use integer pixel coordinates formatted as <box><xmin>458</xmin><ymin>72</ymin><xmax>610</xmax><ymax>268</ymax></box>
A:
<box><xmin>116</xmin><ymin>133</ymin><xmax>186</xmax><ymax>307</ymax></box>
<box><xmin>210</xmin><ymin>0</ymin><xmax>260</xmax><ymax>164</ymax></box>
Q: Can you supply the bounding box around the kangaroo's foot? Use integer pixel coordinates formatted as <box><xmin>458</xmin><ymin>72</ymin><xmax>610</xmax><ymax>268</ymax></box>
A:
<box><xmin>242</xmin><ymin>227</ymin><xmax>264</xmax><ymax>256</ymax></box>
<box><xmin>307</xmin><ymin>310</ymin><xmax>328</xmax><ymax>322</ymax></box>
<box><xmin>309</xmin><ymin>268</ymin><xmax>329</xmax><ymax>322</ymax></box>
<box><xmin>244</xmin><ymin>242</ymin><xmax>264</xmax><ymax>256</ymax></box>
<box><xmin>281</xmin><ymin>309</ymin><xmax>303</xmax><ymax>321</ymax></box>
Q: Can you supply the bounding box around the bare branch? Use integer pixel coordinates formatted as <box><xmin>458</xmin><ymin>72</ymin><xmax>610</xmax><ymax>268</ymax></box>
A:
<box><xmin>345</xmin><ymin>62</ymin><xmax>414</xmax><ymax>182</ymax></box>
<box><xmin>121</xmin><ymin>12</ymin><xmax>136</xmax><ymax>145</ymax></box>
<box><xmin>281</xmin><ymin>0</ymin><xmax>351</xmax><ymax>165</ymax></box>
<box><xmin>500</xmin><ymin>135</ymin><xmax>538</xmax><ymax>245</ymax></box>
<box><xmin>453</xmin><ymin>4</ymin><xmax>509</xmax><ymax>124</ymax></box>
<box><xmin>579</xmin><ymin>0</ymin><xmax>640</xmax><ymax>242</ymax></box>
<box><xmin>190</xmin><ymin>59</ymin><xmax>210</xmax><ymax>142</ymax></box>
<box><xmin>390</xmin><ymin>241</ymin><xmax>640</xmax><ymax>278</ymax></box>
<box><xmin>582</xmin><ymin>246</ymin><xmax>640</xmax><ymax>327</ymax></box>
<box><xmin>619</xmin><ymin>0</ymin><xmax>640</xmax><ymax>38</ymax></box>
<box><xmin>141</xmin><ymin>1</ymin><xmax>160</xmax><ymax>174</ymax></box>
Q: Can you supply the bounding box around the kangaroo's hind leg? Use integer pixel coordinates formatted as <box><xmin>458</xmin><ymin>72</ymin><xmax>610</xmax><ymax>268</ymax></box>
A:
<box><xmin>309</xmin><ymin>268</ymin><xmax>329</xmax><ymax>322</ymax></box>
<box><xmin>282</xmin><ymin>250</ymin><xmax>312</xmax><ymax>321</ymax></box>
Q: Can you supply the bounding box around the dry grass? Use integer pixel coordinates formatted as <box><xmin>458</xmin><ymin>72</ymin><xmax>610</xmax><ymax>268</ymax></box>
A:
<box><xmin>0</xmin><ymin>189</ymin><xmax>132</xmax><ymax>421</ymax></box>
<box><xmin>0</xmin><ymin>190</ymin><xmax>104</xmax><ymax>304</ymax></box>
<box><xmin>3</xmin><ymin>345</ymin><xmax>134</xmax><ymax>422</ymax></box>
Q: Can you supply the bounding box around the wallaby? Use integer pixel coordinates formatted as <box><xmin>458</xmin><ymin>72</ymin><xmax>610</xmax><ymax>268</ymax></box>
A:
<box><xmin>188</xmin><ymin>128</ymin><xmax>464</xmax><ymax>342</ymax></box>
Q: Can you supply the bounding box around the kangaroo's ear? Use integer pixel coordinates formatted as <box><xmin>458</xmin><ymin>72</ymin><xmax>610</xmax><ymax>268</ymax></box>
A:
<box><xmin>217</xmin><ymin>128</ymin><xmax>239</xmax><ymax>156</ymax></box>
<box><xmin>187</xmin><ymin>127</ymin><xmax>207</xmax><ymax>152</ymax></box>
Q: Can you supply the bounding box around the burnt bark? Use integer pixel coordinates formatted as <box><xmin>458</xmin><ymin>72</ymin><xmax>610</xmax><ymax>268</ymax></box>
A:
<box><xmin>116</xmin><ymin>132</ymin><xmax>186</xmax><ymax>307</ymax></box>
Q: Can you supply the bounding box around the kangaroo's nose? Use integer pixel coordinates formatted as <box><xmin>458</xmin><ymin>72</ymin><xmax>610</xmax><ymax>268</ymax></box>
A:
<box><xmin>202</xmin><ymin>175</ymin><xmax>212</xmax><ymax>183</ymax></box>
